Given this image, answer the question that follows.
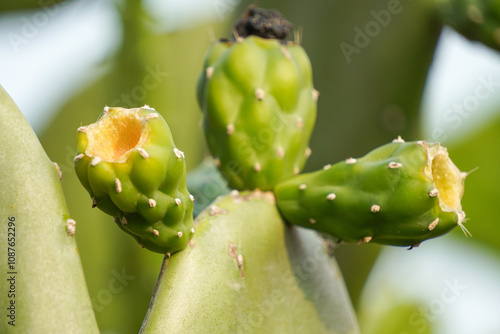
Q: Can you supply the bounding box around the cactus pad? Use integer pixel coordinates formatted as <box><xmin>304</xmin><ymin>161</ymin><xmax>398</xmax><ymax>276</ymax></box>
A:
<box><xmin>74</xmin><ymin>106</ymin><xmax>194</xmax><ymax>254</ymax></box>
<box><xmin>197</xmin><ymin>28</ymin><xmax>317</xmax><ymax>190</ymax></box>
<box><xmin>275</xmin><ymin>139</ymin><xmax>468</xmax><ymax>247</ymax></box>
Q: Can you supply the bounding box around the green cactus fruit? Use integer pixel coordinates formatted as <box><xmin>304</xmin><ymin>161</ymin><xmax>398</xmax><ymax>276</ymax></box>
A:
<box><xmin>74</xmin><ymin>106</ymin><xmax>194</xmax><ymax>254</ymax></box>
<box><xmin>275</xmin><ymin>138</ymin><xmax>468</xmax><ymax>248</ymax></box>
<box><xmin>436</xmin><ymin>0</ymin><xmax>500</xmax><ymax>51</ymax></box>
<box><xmin>197</xmin><ymin>8</ymin><xmax>317</xmax><ymax>190</ymax></box>
<box><xmin>140</xmin><ymin>191</ymin><xmax>360</xmax><ymax>334</ymax></box>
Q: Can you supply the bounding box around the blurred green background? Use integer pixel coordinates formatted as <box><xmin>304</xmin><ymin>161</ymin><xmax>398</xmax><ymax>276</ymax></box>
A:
<box><xmin>1</xmin><ymin>0</ymin><xmax>500</xmax><ymax>333</ymax></box>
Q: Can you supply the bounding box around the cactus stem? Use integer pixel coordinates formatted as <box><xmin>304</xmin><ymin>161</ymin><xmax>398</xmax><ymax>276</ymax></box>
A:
<box><xmin>177</xmin><ymin>231</ymin><xmax>183</xmax><ymax>238</ymax></box>
<box><xmin>149</xmin><ymin>199</ymin><xmax>157</xmax><ymax>208</ymax></box>
<box><xmin>387</xmin><ymin>162</ymin><xmax>402</xmax><ymax>169</ymax></box>
<box><xmin>297</xmin><ymin>116</ymin><xmax>304</xmax><ymax>129</ymax></box>
<box><xmin>308</xmin><ymin>218</ymin><xmax>317</xmax><ymax>224</ymax></box>
<box><xmin>467</xmin><ymin>5</ymin><xmax>484</xmax><ymax>24</ymax></box>
<box><xmin>115</xmin><ymin>178</ymin><xmax>122</xmax><ymax>193</ymax></box>
<box><xmin>189</xmin><ymin>194</ymin><xmax>195</xmax><ymax>202</ymax></box>
<box><xmin>428</xmin><ymin>189</ymin><xmax>438</xmax><ymax>197</ymax></box>
<box><xmin>92</xmin><ymin>197</ymin><xmax>97</xmax><ymax>208</ymax></box>
<box><xmin>392</xmin><ymin>136</ymin><xmax>405</xmax><ymax>143</ymax></box>
<box><xmin>323</xmin><ymin>164</ymin><xmax>332</xmax><ymax>170</ymax></box>
<box><xmin>146</xmin><ymin>113</ymin><xmax>159</xmax><ymax>120</ymax></box>
<box><xmin>91</xmin><ymin>156</ymin><xmax>101</xmax><ymax>166</ymax></box>
<box><xmin>281</xmin><ymin>46</ymin><xmax>291</xmax><ymax>59</ymax></box>
<box><xmin>121</xmin><ymin>216</ymin><xmax>127</xmax><ymax>226</ymax></box>
<box><xmin>345</xmin><ymin>157</ymin><xmax>357</xmax><ymax>164</ymax></box>
<box><xmin>277</xmin><ymin>146</ymin><xmax>285</xmax><ymax>158</ymax></box>
<box><xmin>226</xmin><ymin>123</ymin><xmax>235</xmax><ymax>135</ymax></box>
<box><xmin>74</xmin><ymin>153</ymin><xmax>85</xmax><ymax>163</ymax></box>
<box><xmin>255</xmin><ymin>88</ymin><xmax>265</xmax><ymax>100</ymax></box>
<box><xmin>370</xmin><ymin>204</ymin><xmax>381</xmax><ymax>213</ymax></box>
<box><xmin>54</xmin><ymin>162</ymin><xmax>63</xmax><ymax>180</ymax></box>
<box><xmin>138</xmin><ymin>148</ymin><xmax>150</xmax><ymax>159</ymax></box>
<box><xmin>326</xmin><ymin>193</ymin><xmax>336</xmax><ymax>201</ymax></box>
<box><xmin>173</xmin><ymin>148</ymin><xmax>185</xmax><ymax>159</ymax></box>
<box><xmin>66</xmin><ymin>219</ymin><xmax>76</xmax><ymax>236</ymax></box>
<box><xmin>299</xmin><ymin>183</ymin><xmax>307</xmax><ymax>190</ymax></box>
<box><xmin>153</xmin><ymin>229</ymin><xmax>160</xmax><ymax>237</ymax></box>
<box><xmin>312</xmin><ymin>89</ymin><xmax>319</xmax><ymax>102</ymax></box>
<box><xmin>77</xmin><ymin>126</ymin><xmax>88</xmax><ymax>133</ymax></box>
<box><xmin>206</xmin><ymin>66</ymin><xmax>214</xmax><ymax>79</ymax></box>
<box><xmin>254</xmin><ymin>162</ymin><xmax>262</xmax><ymax>172</ymax></box>
<box><xmin>428</xmin><ymin>218</ymin><xmax>439</xmax><ymax>231</ymax></box>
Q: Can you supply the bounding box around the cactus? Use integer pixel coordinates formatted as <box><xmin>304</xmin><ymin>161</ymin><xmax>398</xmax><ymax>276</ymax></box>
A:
<box><xmin>196</xmin><ymin>7</ymin><xmax>317</xmax><ymax>190</ymax></box>
<box><xmin>0</xmin><ymin>85</ymin><xmax>98</xmax><ymax>333</ymax></box>
<box><xmin>140</xmin><ymin>191</ymin><xmax>360</xmax><ymax>334</ymax></box>
<box><xmin>436</xmin><ymin>0</ymin><xmax>500</xmax><ymax>52</ymax></box>
<box><xmin>274</xmin><ymin>139</ymin><xmax>468</xmax><ymax>248</ymax></box>
<box><xmin>74</xmin><ymin>106</ymin><xmax>194</xmax><ymax>254</ymax></box>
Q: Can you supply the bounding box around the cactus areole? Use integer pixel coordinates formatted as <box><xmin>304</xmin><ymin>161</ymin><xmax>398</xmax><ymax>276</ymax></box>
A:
<box><xmin>275</xmin><ymin>140</ymin><xmax>468</xmax><ymax>247</ymax></box>
<box><xmin>74</xmin><ymin>106</ymin><xmax>194</xmax><ymax>254</ymax></box>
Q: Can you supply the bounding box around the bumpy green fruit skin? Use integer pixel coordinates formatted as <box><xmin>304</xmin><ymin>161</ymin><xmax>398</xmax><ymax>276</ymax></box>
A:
<box><xmin>437</xmin><ymin>0</ymin><xmax>500</xmax><ymax>51</ymax></box>
<box><xmin>275</xmin><ymin>140</ymin><xmax>466</xmax><ymax>247</ymax></box>
<box><xmin>74</xmin><ymin>106</ymin><xmax>194</xmax><ymax>254</ymax></box>
<box><xmin>197</xmin><ymin>35</ymin><xmax>317</xmax><ymax>190</ymax></box>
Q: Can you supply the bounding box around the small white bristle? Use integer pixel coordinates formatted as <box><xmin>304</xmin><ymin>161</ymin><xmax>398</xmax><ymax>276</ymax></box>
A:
<box><xmin>428</xmin><ymin>189</ymin><xmax>438</xmax><ymax>198</ymax></box>
<box><xmin>299</xmin><ymin>184</ymin><xmax>307</xmax><ymax>190</ymax></box>
<box><xmin>230</xmin><ymin>189</ymin><xmax>240</xmax><ymax>197</ymax></box>
<box><xmin>74</xmin><ymin>153</ymin><xmax>85</xmax><ymax>163</ymax></box>
<box><xmin>345</xmin><ymin>157</ymin><xmax>357</xmax><ymax>164</ymax></box>
<box><xmin>305</xmin><ymin>147</ymin><xmax>312</xmax><ymax>158</ymax></box>
<box><xmin>103</xmin><ymin>106</ymin><xmax>110</xmax><ymax>113</ymax></box>
<box><xmin>92</xmin><ymin>197</ymin><xmax>97</xmax><ymax>207</ymax></box>
<box><xmin>206</xmin><ymin>66</ymin><xmax>214</xmax><ymax>79</ymax></box>
<box><xmin>312</xmin><ymin>89</ymin><xmax>320</xmax><ymax>102</ymax></box>
<box><xmin>115</xmin><ymin>178</ymin><xmax>122</xmax><ymax>193</ymax></box>
<box><xmin>294</xmin><ymin>167</ymin><xmax>300</xmax><ymax>175</ymax></box>
<box><xmin>214</xmin><ymin>158</ymin><xmax>221</xmax><ymax>167</ymax></box>
<box><xmin>428</xmin><ymin>218</ymin><xmax>439</xmax><ymax>231</ymax></box>
<box><xmin>281</xmin><ymin>46</ymin><xmax>291</xmax><ymax>59</ymax></box>
<box><xmin>91</xmin><ymin>156</ymin><xmax>101</xmax><ymax>166</ymax></box>
<box><xmin>178</xmin><ymin>231</ymin><xmax>183</xmax><ymax>238</ymax></box>
<box><xmin>388</xmin><ymin>162</ymin><xmax>402</xmax><ymax>169</ymax></box>
<box><xmin>138</xmin><ymin>148</ymin><xmax>149</xmax><ymax>159</ymax></box>
<box><xmin>54</xmin><ymin>163</ymin><xmax>62</xmax><ymax>180</ymax></box>
<box><xmin>146</xmin><ymin>113</ymin><xmax>159</xmax><ymax>120</ymax></box>
<box><xmin>327</xmin><ymin>193</ymin><xmax>336</xmax><ymax>201</ymax></box>
<box><xmin>323</xmin><ymin>164</ymin><xmax>332</xmax><ymax>170</ymax></box>
<box><xmin>77</xmin><ymin>126</ymin><xmax>87</xmax><ymax>133</ymax></box>
<box><xmin>392</xmin><ymin>136</ymin><xmax>405</xmax><ymax>143</ymax></box>
<box><xmin>189</xmin><ymin>194</ymin><xmax>195</xmax><ymax>202</ymax></box>
<box><xmin>255</xmin><ymin>88</ymin><xmax>265</xmax><ymax>101</ymax></box>
<box><xmin>297</xmin><ymin>117</ymin><xmax>304</xmax><ymax>129</ymax></box>
<box><xmin>173</xmin><ymin>148</ymin><xmax>184</xmax><ymax>159</ymax></box>
<box><xmin>254</xmin><ymin>162</ymin><xmax>261</xmax><ymax>172</ymax></box>
<box><xmin>66</xmin><ymin>219</ymin><xmax>76</xmax><ymax>236</ymax></box>
<box><xmin>363</xmin><ymin>236</ymin><xmax>372</xmax><ymax>243</ymax></box>
<box><xmin>191</xmin><ymin>228</ymin><xmax>195</xmax><ymax>234</ymax></box>
<box><xmin>153</xmin><ymin>229</ymin><xmax>159</xmax><ymax>237</ymax></box>
<box><xmin>370</xmin><ymin>204</ymin><xmax>381</xmax><ymax>213</ymax></box>
<box><xmin>121</xmin><ymin>217</ymin><xmax>127</xmax><ymax>226</ymax></box>
<box><xmin>226</xmin><ymin>123</ymin><xmax>235</xmax><ymax>135</ymax></box>
<box><xmin>149</xmin><ymin>199</ymin><xmax>156</xmax><ymax>208</ymax></box>
<box><xmin>277</xmin><ymin>147</ymin><xmax>285</xmax><ymax>158</ymax></box>
<box><xmin>175</xmin><ymin>198</ymin><xmax>182</xmax><ymax>206</ymax></box>
<box><xmin>308</xmin><ymin>218</ymin><xmax>317</xmax><ymax>224</ymax></box>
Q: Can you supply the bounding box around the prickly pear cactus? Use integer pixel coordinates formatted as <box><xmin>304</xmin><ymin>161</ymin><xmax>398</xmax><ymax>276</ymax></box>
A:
<box><xmin>275</xmin><ymin>138</ymin><xmax>468</xmax><ymax>248</ymax></box>
<box><xmin>74</xmin><ymin>106</ymin><xmax>194</xmax><ymax>254</ymax></box>
<box><xmin>140</xmin><ymin>191</ymin><xmax>360</xmax><ymax>334</ymax></box>
<box><xmin>436</xmin><ymin>0</ymin><xmax>500</xmax><ymax>51</ymax></box>
<box><xmin>197</xmin><ymin>7</ymin><xmax>317</xmax><ymax>190</ymax></box>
